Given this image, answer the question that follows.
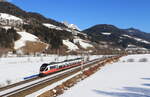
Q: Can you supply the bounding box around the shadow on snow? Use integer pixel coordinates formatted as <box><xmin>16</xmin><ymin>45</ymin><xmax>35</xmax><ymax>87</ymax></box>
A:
<box><xmin>141</xmin><ymin>78</ymin><xmax>150</xmax><ymax>80</ymax></box>
<box><xmin>92</xmin><ymin>78</ymin><xmax>150</xmax><ymax>97</ymax></box>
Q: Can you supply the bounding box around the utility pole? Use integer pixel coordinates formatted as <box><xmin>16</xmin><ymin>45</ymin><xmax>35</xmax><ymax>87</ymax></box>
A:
<box><xmin>81</xmin><ymin>51</ymin><xmax>85</xmax><ymax>73</ymax></box>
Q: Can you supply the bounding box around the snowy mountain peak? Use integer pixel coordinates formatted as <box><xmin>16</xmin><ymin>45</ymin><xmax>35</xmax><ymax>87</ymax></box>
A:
<box><xmin>62</xmin><ymin>21</ymin><xmax>81</xmax><ymax>31</ymax></box>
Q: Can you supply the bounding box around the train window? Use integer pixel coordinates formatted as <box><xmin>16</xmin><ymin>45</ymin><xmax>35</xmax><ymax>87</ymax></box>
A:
<box><xmin>40</xmin><ymin>67</ymin><xmax>46</xmax><ymax>71</ymax></box>
<box><xmin>40</xmin><ymin>63</ymin><xmax>49</xmax><ymax>71</ymax></box>
<box><xmin>59</xmin><ymin>65</ymin><xmax>62</xmax><ymax>68</ymax></box>
<box><xmin>40</xmin><ymin>64</ymin><xmax>48</xmax><ymax>71</ymax></box>
<box><xmin>55</xmin><ymin>65</ymin><xmax>58</xmax><ymax>68</ymax></box>
<box><xmin>50</xmin><ymin>66</ymin><xmax>56</xmax><ymax>69</ymax></box>
<box><xmin>45</xmin><ymin>67</ymin><xmax>48</xmax><ymax>71</ymax></box>
<box><xmin>50</xmin><ymin>66</ymin><xmax>52</xmax><ymax>69</ymax></box>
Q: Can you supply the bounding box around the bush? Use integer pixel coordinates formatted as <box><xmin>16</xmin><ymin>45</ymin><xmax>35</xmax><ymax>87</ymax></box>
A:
<box><xmin>139</xmin><ymin>58</ymin><xmax>148</xmax><ymax>62</ymax></box>
<box><xmin>0</xmin><ymin>27</ymin><xmax>19</xmax><ymax>48</ymax></box>
<box><xmin>6</xmin><ymin>80</ymin><xmax>11</xmax><ymax>85</ymax></box>
<box><xmin>127</xmin><ymin>58</ymin><xmax>134</xmax><ymax>62</ymax></box>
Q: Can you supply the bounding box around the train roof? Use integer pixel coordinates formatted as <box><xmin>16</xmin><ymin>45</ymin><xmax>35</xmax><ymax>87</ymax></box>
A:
<box><xmin>63</xmin><ymin>58</ymin><xmax>82</xmax><ymax>62</ymax></box>
<box><xmin>41</xmin><ymin>58</ymin><xmax>83</xmax><ymax>67</ymax></box>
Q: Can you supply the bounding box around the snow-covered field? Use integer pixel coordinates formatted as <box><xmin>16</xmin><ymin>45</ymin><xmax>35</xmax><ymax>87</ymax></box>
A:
<box><xmin>59</xmin><ymin>54</ymin><xmax>150</xmax><ymax>97</ymax></box>
<box><xmin>0</xmin><ymin>55</ymin><xmax>101</xmax><ymax>87</ymax></box>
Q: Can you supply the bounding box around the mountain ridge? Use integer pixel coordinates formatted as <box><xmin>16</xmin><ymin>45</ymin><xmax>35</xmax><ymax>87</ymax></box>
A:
<box><xmin>0</xmin><ymin>1</ymin><xmax>150</xmax><ymax>55</ymax></box>
<box><xmin>83</xmin><ymin>24</ymin><xmax>150</xmax><ymax>50</ymax></box>
<box><xmin>0</xmin><ymin>1</ymin><xmax>94</xmax><ymax>55</ymax></box>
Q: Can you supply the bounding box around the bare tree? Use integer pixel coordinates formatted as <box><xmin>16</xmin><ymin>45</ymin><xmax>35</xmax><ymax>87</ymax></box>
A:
<box><xmin>0</xmin><ymin>48</ymin><xmax>10</xmax><ymax>57</ymax></box>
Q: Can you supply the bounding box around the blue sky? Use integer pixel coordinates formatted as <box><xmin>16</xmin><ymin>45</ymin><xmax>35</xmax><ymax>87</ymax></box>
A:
<box><xmin>9</xmin><ymin>0</ymin><xmax>150</xmax><ymax>32</ymax></box>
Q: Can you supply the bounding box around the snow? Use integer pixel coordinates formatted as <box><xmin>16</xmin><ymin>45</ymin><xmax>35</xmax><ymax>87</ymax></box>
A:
<box><xmin>0</xmin><ymin>13</ymin><xmax>23</xmax><ymax>22</ymax></box>
<box><xmin>59</xmin><ymin>54</ymin><xmax>150</xmax><ymax>97</ymax></box>
<box><xmin>25</xmin><ymin>55</ymin><xmax>103</xmax><ymax>97</ymax></box>
<box><xmin>63</xmin><ymin>39</ymin><xmax>93</xmax><ymax>51</ymax></box>
<box><xmin>0</xmin><ymin>55</ymin><xmax>78</xmax><ymax>86</ymax></box>
<box><xmin>0</xmin><ymin>55</ymin><xmax>101</xmax><ymax>87</ymax></box>
<box><xmin>69</xmin><ymin>24</ymin><xmax>81</xmax><ymax>31</ymax></box>
<box><xmin>123</xmin><ymin>34</ymin><xmax>150</xmax><ymax>44</ymax></box>
<box><xmin>26</xmin><ymin>71</ymin><xmax>81</xmax><ymax>97</ymax></box>
<box><xmin>126</xmin><ymin>44</ymin><xmax>147</xmax><ymax>51</ymax></box>
<box><xmin>74</xmin><ymin>38</ymin><xmax>93</xmax><ymax>49</ymax></box>
<box><xmin>43</xmin><ymin>23</ymin><xmax>80</xmax><ymax>35</ymax></box>
<box><xmin>43</xmin><ymin>23</ymin><xmax>63</xmax><ymax>30</ymax></box>
<box><xmin>102</xmin><ymin>32</ymin><xmax>111</xmax><ymax>35</ymax></box>
<box><xmin>43</xmin><ymin>23</ymin><xmax>83</xmax><ymax>36</ymax></box>
<box><xmin>1</xmin><ymin>26</ymin><xmax>12</xmax><ymax>30</ymax></box>
<box><xmin>0</xmin><ymin>63</ymin><xmax>83</xmax><ymax>97</ymax></box>
<box><xmin>43</xmin><ymin>23</ymin><xmax>56</xmax><ymax>28</ymax></box>
<box><xmin>63</xmin><ymin>40</ymin><xmax>79</xmax><ymax>51</ymax></box>
<box><xmin>63</xmin><ymin>21</ymin><xmax>81</xmax><ymax>31</ymax></box>
<box><xmin>14</xmin><ymin>31</ymin><xmax>39</xmax><ymax>49</ymax></box>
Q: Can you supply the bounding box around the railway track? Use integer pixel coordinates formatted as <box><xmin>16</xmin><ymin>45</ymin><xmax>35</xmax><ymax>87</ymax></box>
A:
<box><xmin>0</xmin><ymin>56</ymin><xmax>116</xmax><ymax>97</ymax></box>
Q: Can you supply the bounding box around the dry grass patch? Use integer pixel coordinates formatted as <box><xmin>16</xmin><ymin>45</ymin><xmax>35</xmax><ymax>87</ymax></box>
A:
<box><xmin>20</xmin><ymin>41</ymin><xmax>48</xmax><ymax>54</ymax></box>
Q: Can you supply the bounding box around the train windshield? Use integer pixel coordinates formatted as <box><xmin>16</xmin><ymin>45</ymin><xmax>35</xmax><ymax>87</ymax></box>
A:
<box><xmin>40</xmin><ymin>63</ymin><xmax>48</xmax><ymax>71</ymax></box>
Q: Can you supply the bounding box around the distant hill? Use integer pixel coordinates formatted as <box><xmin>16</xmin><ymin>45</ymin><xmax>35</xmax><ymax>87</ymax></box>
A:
<box><xmin>83</xmin><ymin>24</ymin><xmax>150</xmax><ymax>49</ymax></box>
<box><xmin>123</xmin><ymin>28</ymin><xmax>150</xmax><ymax>41</ymax></box>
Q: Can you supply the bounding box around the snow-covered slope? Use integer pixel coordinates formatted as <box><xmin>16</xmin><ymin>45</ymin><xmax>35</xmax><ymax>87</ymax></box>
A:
<box><xmin>43</xmin><ymin>22</ymin><xmax>83</xmax><ymax>36</ymax></box>
<box><xmin>63</xmin><ymin>40</ymin><xmax>79</xmax><ymax>51</ymax></box>
<box><xmin>123</xmin><ymin>34</ymin><xmax>150</xmax><ymax>44</ymax></box>
<box><xmin>101</xmin><ymin>32</ymin><xmax>111</xmax><ymax>35</ymax></box>
<box><xmin>62</xmin><ymin>38</ymin><xmax>93</xmax><ymax>51</ymax></box>
<box><xmin>14</xmin><ymin>31</ymin><xmax>39</xmax><ymax>49</ymax></box>
<box><xmin>0</xmin><ymin>13</ymin><xmax>23</xmax><ymax>21</ymax></box>
<box><xmin>0</xmin><ymin>13</ymin><xmax>24</xmax><ymax>27</ymax></box>
<box><xmin>126</xmin><ymin>44</ymin><xmax>147</xmax><ymax>50</ymax></box>
<box><xmin>43</xmin><ymin>23</ymin><xmax>63</xmax><ymax>30</ymax></box>
<box><xmin>74</xmin><ymin>38</ymin><xmax>93</xmax><ymax>49</ymax></box>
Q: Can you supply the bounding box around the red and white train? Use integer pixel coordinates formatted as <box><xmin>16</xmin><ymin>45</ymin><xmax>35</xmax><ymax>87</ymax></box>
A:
<box><xmin>39</xmin><ymin>58</ymin><xmax>83</xmax><ymax>76</ymax></box>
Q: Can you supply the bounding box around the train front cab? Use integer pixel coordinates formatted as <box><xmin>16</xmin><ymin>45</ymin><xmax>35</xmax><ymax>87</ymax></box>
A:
<box><xmin>39</xmin><ymin>63</ymin><xmax>49</xmax><ymax>77</ymax></box>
